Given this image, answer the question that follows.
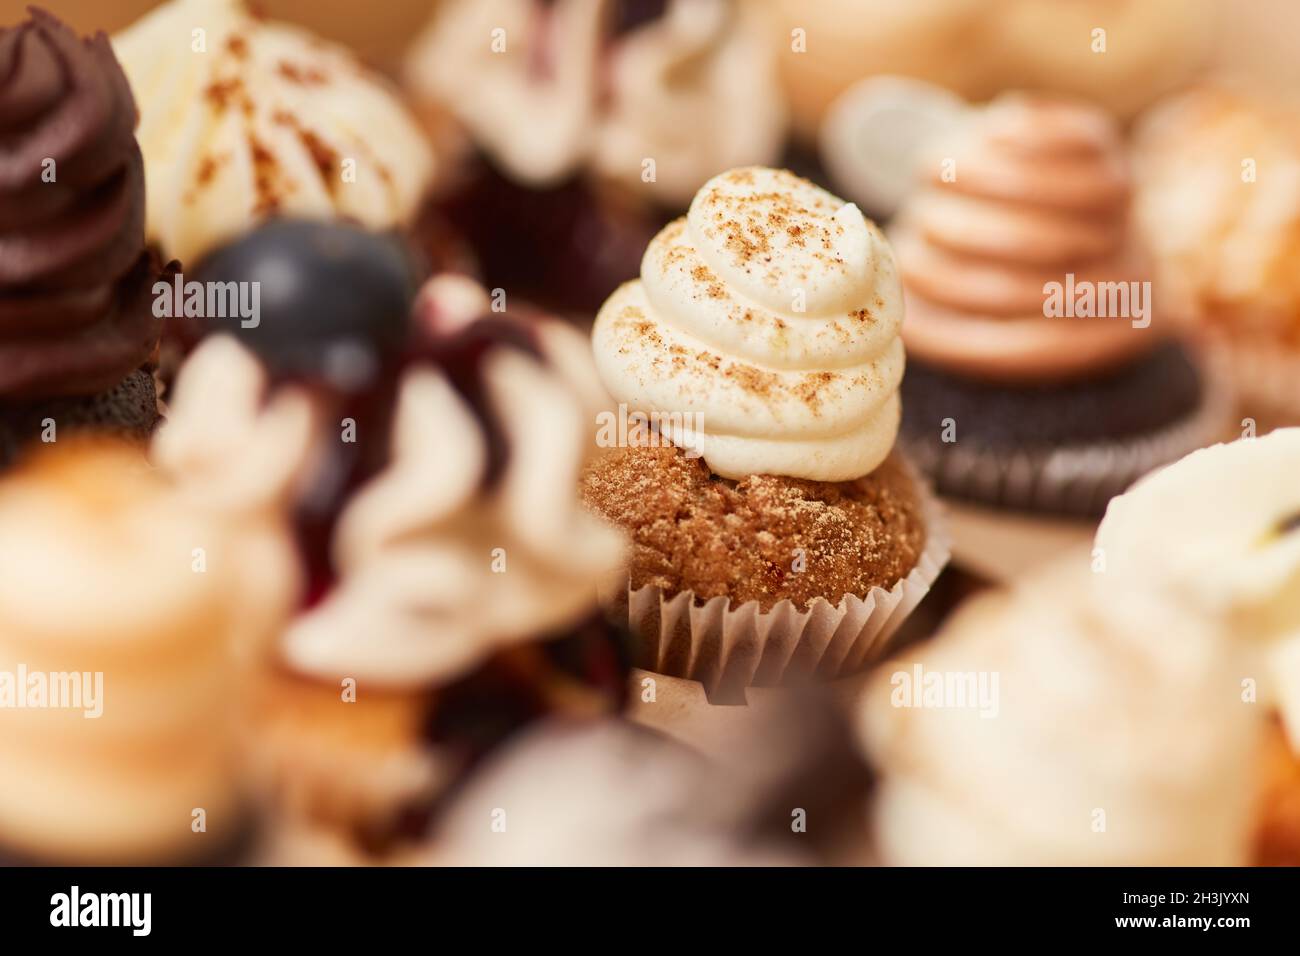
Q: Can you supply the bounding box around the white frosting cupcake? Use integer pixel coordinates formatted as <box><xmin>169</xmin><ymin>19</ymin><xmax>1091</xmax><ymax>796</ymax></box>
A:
<box><xmin>114</xmin><ymin>0</ymin><xmax>435</xmax><ymax>264</ymax></box>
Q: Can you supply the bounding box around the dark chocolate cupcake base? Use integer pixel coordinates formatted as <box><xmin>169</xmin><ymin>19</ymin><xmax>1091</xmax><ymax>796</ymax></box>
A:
<box><xmin>0</xmin><ymin>367</ymin><xmax>161</xmax><ymax>468</ymax></box>
<box><xmin>899</xmin><ymin>341</ymin><xmax>1231</xmax><ymax>516</ymax></box>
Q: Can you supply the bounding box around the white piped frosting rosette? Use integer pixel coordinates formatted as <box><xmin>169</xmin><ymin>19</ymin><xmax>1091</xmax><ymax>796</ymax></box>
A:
<box><xmin>592</xmin><ymin>166</ymin><xmax>949</xmax><ymax>701</ymax></box>
<box><xmin>1095</xmin><ymin>429</ymin><xmax>1300</xmax><ymax>752</ymax></box>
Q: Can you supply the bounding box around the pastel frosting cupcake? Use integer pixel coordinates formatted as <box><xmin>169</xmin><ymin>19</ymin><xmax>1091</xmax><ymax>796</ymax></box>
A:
<box><xmin>112</xmin><ymin>0</ymin><xmax>435</xmax><ymax>266</ymax></box>
<box><xmin>583</xmin><ymin>167</ymin><xmax>948</xmax><ymax>702</ymax></box>
<box><xmin>890</xmin><ymin>94</ymin><xmax>1230</xmax><ymax>515</ymax></box>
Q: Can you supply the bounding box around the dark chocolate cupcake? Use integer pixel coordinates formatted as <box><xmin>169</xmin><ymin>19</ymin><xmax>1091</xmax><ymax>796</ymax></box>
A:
<box><xmin>0</xmin><ymin>10</ymin><xmax>164</xmax><ymax>460</ymax></box>
<box><xmin>889</xmin><ymin>93</ymin><xmax>1231</xmax><ymax>515</ymax></box>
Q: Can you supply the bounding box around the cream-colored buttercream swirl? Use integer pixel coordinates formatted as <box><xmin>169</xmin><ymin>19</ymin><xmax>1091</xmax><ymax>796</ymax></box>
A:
<box><xmin>862</xmin><ymin>561</ymin><xmax>1260</xmax><ymax>865</ymax></box>
<box><xmin>404</xmin><ymin>0</ymin><xmax>784</xmax><ymax>205</ymax></box>
<box><xmin>113</xmin><ymin>0</ymin><xmax>435</xmax><ymax>264</ymax></box>
<box><xmin>892</xmin><ymin>93</ymin><xmax>1154</xmax><ymax>382</ymax></box>
<box><xmin>1096</xmin><ymin>429</ymin><xmax>1300</xmax><ymax>753</ymax></box>
<box><xmin>593</xmin><ymin>166</ymin><xmax>904</xmax><ymax>481</ymax></box>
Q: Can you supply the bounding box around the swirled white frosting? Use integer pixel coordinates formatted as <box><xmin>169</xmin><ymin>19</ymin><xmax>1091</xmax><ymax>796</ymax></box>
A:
<box><xmin>283</xmin><ymin>344</ymin><xmax>626</xmax><ymax>687</ymax></box>
<box><xmin>156</xmin><ymin>308</ymin><xmax>625</xmax><ymax>688</ymax></box>
<box><xmin>113</xmin><ymin>0</ymin><xmax>435</xmax><ymax>264</ymax></box>
<box><xmin>1096</xmin><ymin>429</ymin><xmax>1300</xmax><ymax>752</ymax></box>
<box><xmin>592</xmin><ymin>166</ymin><xmax>905</xmax><ymax>481</ymax></box>
<box><xmin>404</xmin><ymin>0</ymin><xmax>784</xmax><ymax>204</ymax></box>
<box><xmin>862</xmin><ymin>562</ymin><xmax>1260</xmax><ymax>865</ymax></box>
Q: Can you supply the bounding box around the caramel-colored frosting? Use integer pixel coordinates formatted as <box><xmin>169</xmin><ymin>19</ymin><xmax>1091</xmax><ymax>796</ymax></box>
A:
<box><xmin>0</xmin><ymin>442</ymin><xmax>296</xmax><ymax>863</ymax></box>
<box><xmin>892</xmin><ymin>94</ymin><xmax>1156</xmax><ymax>383</ymax></box>
<box><xmin>405</xmin><ymin>0</ymin><xmax>784</xmax><ymax>206</ymax></box>
<box><xmin>1134</xmin><ymin>88</ymin><xmax>1300</xmax><ymax>342</ymax></box>
<box><xmin>0</xmin><ymin>10</ymin><xmax>158</xmax><ymax>400</ymax></box>
<box><xmin>113</xmin><ymin>0</ymin><xmax>435</xmax><ymax>265</ymax></box>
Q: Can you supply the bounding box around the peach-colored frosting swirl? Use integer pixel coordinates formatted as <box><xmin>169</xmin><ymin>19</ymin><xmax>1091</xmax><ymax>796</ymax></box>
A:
<box><xmin>892</xmin><ymin>94</ymin><xmax>1156</xmax><ymax>382</ymax></box>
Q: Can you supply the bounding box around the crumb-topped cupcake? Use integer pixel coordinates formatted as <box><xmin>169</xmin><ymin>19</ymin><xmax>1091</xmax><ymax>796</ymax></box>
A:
<box><xmin>0</xmin><ymin>10</ymin><xmax>165</xmax><ymax>466</ymax></box>
<box><xmin>890</xmin><ymin>94</ymin><xmax>1231</xmax><ymax>515</ymax></box>
<box><xmin>582</xmin><ymin>166</ymin><xmax>949</xmax><ymax>703</ymax></box>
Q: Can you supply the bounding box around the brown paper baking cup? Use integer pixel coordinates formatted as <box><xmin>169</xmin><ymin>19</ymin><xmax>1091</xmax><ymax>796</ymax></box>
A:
<box><xmin>606</xmin><ymin>469</ymin><xmax>950</xmax><ymax>704</ymax></box>
<box><xmin>902</xmin><ymin>353</ymin><xmax>1235</xmax><ymax>516</ymax></box>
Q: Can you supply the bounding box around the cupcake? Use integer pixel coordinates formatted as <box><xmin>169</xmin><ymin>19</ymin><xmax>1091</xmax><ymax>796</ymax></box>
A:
<box><xmin>580</xmin><ymin>166</ymin><xmax>949</xmax><ymax>703</ymax></box>
<box><xmin>155</xmin><ymin>246</ymin><xmax>630</xmax><ymax>859</ymax></box>
<box><xmin>403</xmin><ymin>0</ymin><xmax>786</xmax><ymax>315</ymax></box>
<box><xmin>889</xmin><ymin>93</ymin><xmax>1231</xmax><ymax>516</ymax></box>
<box><xmin>0</xmin><ymin>10</ymin><xmax>164</xmax><ymax>465</ymax></box>
<box><xmin>1255</xmin><ymin>719</ymin><xmax>1300</xmax><ymax>866</ymax></box>
<box><xmin>862</xmin><ymin>558</ymin><xmax>1262</xmax><ymax>865</ymax></box>
<box><xmin>0</xmin><ymin>441</ymin><xmax>297</xmax><ymax>864</ymax></box>
<box><xmin>111</xmin><ymin>0</ymin><xmax>437</xmax><ymax>269</ymax></box>
<box><xmin>1133</xmin><ymin>87</ymin><xmax>1300</xmax><ymax>426</ymax></box>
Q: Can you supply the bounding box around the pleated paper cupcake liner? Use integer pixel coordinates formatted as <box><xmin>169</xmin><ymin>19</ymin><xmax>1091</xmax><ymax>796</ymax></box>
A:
<box><xmin>604</xmin><ymin>464</ymin><xmax>951</xmax><ymax>704</ymax></box>
<box><xmin>900</xmin><ymin>358</ymin><xmax>1236</xmax><ymax>516</ymax></box>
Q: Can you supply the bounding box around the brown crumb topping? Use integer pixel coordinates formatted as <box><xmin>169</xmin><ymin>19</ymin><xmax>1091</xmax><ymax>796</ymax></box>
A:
<box><xmin>581</xmin><ymin>440</ymin><xmax>926</xmax><ymax>611</ymax></box>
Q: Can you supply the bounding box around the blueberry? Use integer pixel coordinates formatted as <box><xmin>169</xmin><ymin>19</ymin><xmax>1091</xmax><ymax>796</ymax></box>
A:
<box><xmin>192</xmin><ymin>219</ymin><xmax>420</xmax><ymax>388</ymax></box>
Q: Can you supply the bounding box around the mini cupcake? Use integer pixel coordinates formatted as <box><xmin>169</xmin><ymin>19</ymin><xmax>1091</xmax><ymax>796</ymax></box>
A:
<box><xmin>862</xmin><ymin>558</ymin><xmax>1261</xmax><ymax>865</ymax></box>
<box><xmin>0</xmin><ymin>10</ymin><xmax>165</xmax><ymax>465</ymax></box>
<box><xmin>0</xmin><ymin>440</ymin><xmax>297</xmax><ymax>864</ymax></box>
<box><xmin>156</xmin><ymin>250</ymin><xmax>630</xmax><ymax>859</ymax></box>
<box><xmin>112</xmin><ymin>0</ymin><xmax>437</xmax><ymax>269</ymax></box>
<box><xmin>403</xmin><ymin>0</ymin><xmax>786</xmax><ymax>316</ymax></box>
<box><xmin>1133</xmin><ymin>87</ymin><xmax>1300</xmax><ymax>426</ymax></box>
<box><xmin>581</xmin><ymin>166</ymin><xmax>949</xmax><ymax>703</ymax></box>
<box><xmin>889</xmin><ymin>93</ymin><xmax>1231</xmax><ymax>515</ymax></box>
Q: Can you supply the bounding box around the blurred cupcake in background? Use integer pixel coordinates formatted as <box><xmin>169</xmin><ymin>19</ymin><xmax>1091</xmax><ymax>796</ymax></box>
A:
<box><xmin>155</xmin><ymin>233</ymin><xmax>630</xmax><ymax>861</ymax></box>
<box><xmin>885</xmin><ymin>93</ymin><xmax>1230</xmax><ymax>515</ymax></box>
<box><xmin>1095</xmin><ymin>429</ymin><xmax>1300</xmax><ymax>757</ymax></box>
<box><xmin>581</xmin><ymin>166</ymin><xmax>949</xmax><ymax>703</ymax></box>
<box><xmin>0</xmin><ymin>10</ymin><xmax>167</xmax><ymax>467</ymax></box>
<box><xmin>0</xmin><ymin>441</ymin><xmax>298</xmax><ymax>864</ymax></box>
<box><xmin>862</xmin><ymin>558</ymin><xmax>1262</xmax><ymax>865</ymax></box>
<box><xmin>112</xmin><ymin>0</ymin><xmax>439</xmax><ymax>270</ymax></box>
<box><xmin>429</xmin><ymin>695</ymin><xmax>874</xmax><ymax>866</ymax></box>
<box><xmin>1133</xmin><ymin>87</ymin><xmax>1300</xmax><ymax>427</ymax></box>
<box><xmin>403</xmin><ymin>0</ymin><xmax>786</xmax><ymax>316</ymax></box>
<box><xmin>759</xmin><ymin>0</ymin><xmax>1212</xmax><ymax>142</ymax></box>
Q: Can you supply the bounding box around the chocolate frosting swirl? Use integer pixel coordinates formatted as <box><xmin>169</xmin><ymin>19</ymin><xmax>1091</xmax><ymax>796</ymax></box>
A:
<box><xmin>0</xmin><ymin>9</ymin><xmax>158</xmax><ymax>399</ymax></box>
